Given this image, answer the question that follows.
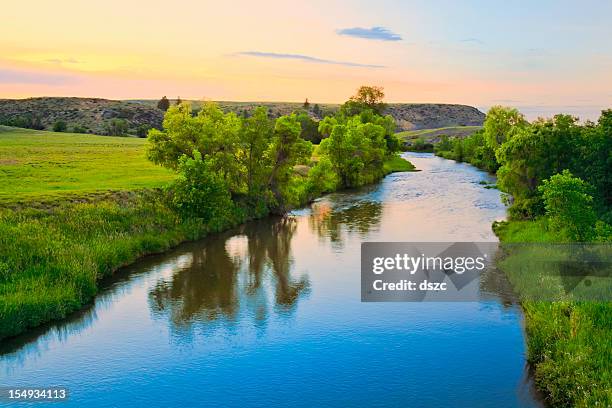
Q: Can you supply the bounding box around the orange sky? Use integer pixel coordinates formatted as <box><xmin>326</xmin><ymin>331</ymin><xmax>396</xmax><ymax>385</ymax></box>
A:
<box><xmin>2</xmin><ymin>0</ymin><xmax>611</xmax><ymax>119</ymax></box>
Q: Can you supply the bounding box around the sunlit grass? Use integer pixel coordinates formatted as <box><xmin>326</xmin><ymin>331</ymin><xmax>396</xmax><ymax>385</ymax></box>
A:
<box><xmin>0</xmin><ymin>126</ymin><xmax>174</xmax><ymax>205</ymax></box>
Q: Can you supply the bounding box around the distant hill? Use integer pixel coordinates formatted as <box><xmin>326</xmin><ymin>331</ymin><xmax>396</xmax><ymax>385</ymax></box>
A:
<box><xmin>397</xmin><ymin>125</ymin><xmax>483</xmax><ymax>144</ymax></box>
<box><xmin>0</xmin><ymin>97</ymin><xmax>485</xmax><ymax>134</ymax></box>
<box><xmin>0</xmin><ymin>97</ymin><xmax>163</xmax><ymax>136</ymax></box>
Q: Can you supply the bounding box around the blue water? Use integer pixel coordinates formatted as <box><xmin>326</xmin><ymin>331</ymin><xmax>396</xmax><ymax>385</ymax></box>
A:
<box><xmin>0</xmin><ymin>153</ymin><xmax>542</xmax><ymax>407</ymax></box>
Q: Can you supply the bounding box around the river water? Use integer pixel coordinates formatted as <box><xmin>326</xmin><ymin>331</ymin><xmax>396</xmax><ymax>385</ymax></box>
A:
<box><xmin>0</xmin><ymin>153</ymin><xmax>542</xmax><ymax>407</ymax></box>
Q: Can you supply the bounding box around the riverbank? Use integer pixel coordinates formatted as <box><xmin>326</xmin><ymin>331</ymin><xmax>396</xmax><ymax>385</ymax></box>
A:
<box><xmin>494</xmin><ymin>219</ymin><xmax>612</xmax><ymax>407</ymax></box>
<box><xmin>0</xmin><ymin>149</ymin><xmax>415</xmax><ymax>340</ymax></box>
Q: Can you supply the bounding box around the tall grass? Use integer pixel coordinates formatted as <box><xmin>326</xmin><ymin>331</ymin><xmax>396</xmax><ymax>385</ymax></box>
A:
<box><xmin>494</xmin><ymin>219</ymin><xmax>612</xmax><ymax>407</ymax></box>
<box><xmin>0</xmin><ymin>193</ymin><xmax>216</xmax><ymax>339</ymax></box>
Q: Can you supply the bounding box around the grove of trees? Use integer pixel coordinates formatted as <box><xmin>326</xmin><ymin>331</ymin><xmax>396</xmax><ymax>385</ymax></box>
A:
<box><xmin>435</xmin><ymin>106</ymin><xmax>612</xmax><ymax>241</ymax></box>
<box><xmin>147</xmin><ymin>86</ymin><xmax>402</xmax><ymax>225</ymax></box>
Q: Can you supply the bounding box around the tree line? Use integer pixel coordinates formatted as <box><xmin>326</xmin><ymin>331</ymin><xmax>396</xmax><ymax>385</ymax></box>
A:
<box><xmin>147</xmin><ymin>86</ymin><xmax>402</xmax><ymax>226</ymax></box>
<box><xmin>435</xmin><ymin>106</ymin><xmax>612</xmax><ymax>241</ymax></box>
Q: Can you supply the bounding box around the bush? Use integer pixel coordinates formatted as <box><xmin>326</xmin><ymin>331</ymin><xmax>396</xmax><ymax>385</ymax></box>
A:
<box><xmin>104</xmin><ymin>119</ymin><xmax>129</xmax><ymax>136</ymax></box>
<box><xmin>306</xmin><ymin>157</ymin><xmax>339</xmax><ymax>197</ymax></box>
<box><xmin>169</xmin><ymin>151</ymin><xmax>235</xmax><ymax>229</ymax></box>
<box><xmin>538</xmin><ymin>170</ymin><xmax>596</xmax><ymax>241</ymax></box>
<box><xmin>52</xmin><ymin>120</ymin><xmax>67</xmax><ymax>132</ymax></box>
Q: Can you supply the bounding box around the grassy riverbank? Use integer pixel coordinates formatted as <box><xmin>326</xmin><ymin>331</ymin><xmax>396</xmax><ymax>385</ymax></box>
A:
<box><xmin>0</xmin><ymin>126</ymin><xmax>415</xmax><ymax>340</ymax></box>
<box><xmin>494</xmin><ymin>220</ymin><xmax>612</xmax><ymax>407</ymax></box>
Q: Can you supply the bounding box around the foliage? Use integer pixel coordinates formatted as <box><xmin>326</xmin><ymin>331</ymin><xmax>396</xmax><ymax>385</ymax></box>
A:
<box><xmin>483</xmin><ymin>105</ymin><xmax>527</xmax><ymax>149</ymax></box>
<box><xmin>267</xmin><ymin>114</ymin><xmax>313</xmax><ymax>210</ymax></box>
<box><xmin>306</xmin><ymin>157</ymin><xmax>338</xmax><ymax>197</ymax></box>
<box><xmin>104</xmin><ymin>118</ymin><xmax>129</xmax><ymax>136</ymax></box>
<box><xmin>169</xmin><ymin>151</ymin><xmax>235</xmax><ymax>228</ymax></box>
<box><xmin>303</xmin><ymin>98</ymin><xmax>310</xmax><ymax>109</ymax></box>
<box><xmin>538</xmin><ymin>170</ymin><xmax>596</xmax><ymax>241</ymax></box>
<box><xmin>319</xmin><ymin>116</ymin><xmax>387</xmax><ymax>188</ymax></box>
<box><xmin>434</xmin><ymin>130</ymin><xmax>498</xmax><ymax>173</ymax></box>
<box><xmin>296</xmin><ymin>112</ymin><xmax>322</xmax><ymax>143</ymax></box>
<box><xmin>52</xmin><ymin>120</ymin><xmax>67</xmax><ymax>132</ymax></box>
<box><xmin>340</xmin><ymin>85</ymin><xmax>386</xmax><ymax>116</ymax></box>
<box><xmin>157</xmin><ymin>96</ymin><xmax>170</xmax><ymax>111</ymax></box>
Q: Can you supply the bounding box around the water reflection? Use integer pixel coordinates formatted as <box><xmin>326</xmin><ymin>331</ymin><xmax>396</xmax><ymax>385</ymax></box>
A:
<box><xmin>148</xmin><ymin>217</ymin><xmax>310</xmax><ymax>332</ymax></box>
<box><xmin>308</xmin><ymin>198</ymin><xmax>382</xmax><ymax>248</ymax></box>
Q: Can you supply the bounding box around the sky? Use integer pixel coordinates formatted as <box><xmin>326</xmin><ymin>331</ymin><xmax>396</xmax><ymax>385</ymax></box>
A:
<box><xmin>1</xmin><ymin>0</ymin><xmax>611</xmax><ymax>119</ymax></box>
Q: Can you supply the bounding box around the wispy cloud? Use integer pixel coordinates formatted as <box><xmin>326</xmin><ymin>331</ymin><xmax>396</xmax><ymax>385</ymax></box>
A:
<box><xmin>0</xmin><ymin>67</ymin><xmax>77</xmax><ymax>85</ymax></box>
<box><xmin>45</xmin><ymin>57</ymin><xmax>81</xmax><ymax>64</ymax></box>
<box><xmin>460</xmin><ymin>38</ymin><xmax>485</xmax><ymax>45</ymax></box>
<box><xmin>336</xmin><ymin>26</ymin><xmax>402</xmax><ymax>41</ymax></box>
<box><xmin>236</xmin><ymin>51</ymin><xmax>385</xmax><ymax>68</ymax></box>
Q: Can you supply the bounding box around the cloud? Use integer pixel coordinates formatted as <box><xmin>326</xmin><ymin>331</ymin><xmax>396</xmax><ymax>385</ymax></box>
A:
<box><xmin>46</xmin><ymin>57</ymin><xmax>80</xmax><ymax>64</ymax></box>
<box><xmin>0</xmin><ymin>67</ymin><xmax>77</xmax><ymax>85</ymax></box>
<box><xmin>460</xmin><ymin>38</ymin><xmax>485</xmax><ymax>45</ymax></box>
<box><xmin>336</xmin><ymin>26</ymin><xmax>402</xmax><ymax>41</ymax></box>
<box><xmin>236</xmin><ymin>51</ymin><xmax>385</xmax><ymax>68</ymax></box>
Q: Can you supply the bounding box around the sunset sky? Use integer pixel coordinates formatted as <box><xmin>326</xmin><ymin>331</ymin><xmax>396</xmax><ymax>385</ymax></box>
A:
<box><xmin>2</xmin><ymin>0</ymin><xmax>611</xmax><ymax>119</ymax></box>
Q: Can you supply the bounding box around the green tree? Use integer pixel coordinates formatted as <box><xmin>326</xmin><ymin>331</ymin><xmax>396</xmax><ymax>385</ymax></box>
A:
<box><xmin>303</xmin><ymin>98</ymin><xmax>310</xmax><ymax>109</ymax></box>
<box><xmin>312</xmin><ymin>104</ymin><xmax>321</xmax><ymax>117</ymax></box>
<box><xmin>104</xmin><ymin>118</ymin><xmax>129</xmax><ymax>136</ymax></box>
<box><xmin>239</xmin><ymin>106</ymin><xmax>273</xmax><ymax>197</ymax></box>
<box><xmin>340</xmin><ymin>86</ymin><xmax>387</xmax><ymax>116</ymax></box>
<box><xmin>320</xmin><ymin>116</ymin><xmax>386</xmax><ymax>188</ymax></box>
<box><xmin>267</xmin><ymin>114</ymin><xmax>312</xmax><ymax>210</ymax></box>
<box><xmin>483</xmin><ymin>106</ymin><xmax>527</xmax><ymax>150</ymax></box>
<box><xmin>157</xmin><ymin>96</ymin><xmax>170</xmax><ymax>111</ymax></box>
<box><xmin>538</xmin><ymin>170</ymin><xmax>596</xmax><ymax>241</ymax></box>
<box><xmin>147</xmin><ymin>102</ymin><xmax>242</xmax><ymax>192</ymax></box>
<box><xmin>170</xmin><ymin>150</ymin><xmax>234</xmax><ymax>228</ymax></box>
<box><xmin>296</xmin><ymin>112</ymin><xmax>321</xmax><ymax>143</ymax></box>
<box><xmin>52</xmin><ymin>120</ymin><xmax>67</xmax><ymax>132</ymax></box>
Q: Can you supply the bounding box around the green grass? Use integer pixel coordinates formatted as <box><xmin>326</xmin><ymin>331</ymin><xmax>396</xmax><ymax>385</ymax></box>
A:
<box><xmin>494</xmin><ymin>219</ymin><xmax>612</xmax><ymax>407</ymax></box>
<box><xmin>0</xmin><ymin>126</ymin><xmax>174</xmax><ymax>205</ymax></box>
<box><xmin>383</xmin><ymin>154</ymin><xmax>416</xmax><ymax>173</ymax></box>
<box><xmin>0</xmin><ymin>195</ymin><xmax>222</xmax><ymax>340</ymax></box>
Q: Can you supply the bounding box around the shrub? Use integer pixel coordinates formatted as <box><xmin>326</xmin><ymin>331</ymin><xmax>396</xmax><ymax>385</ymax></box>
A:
<box><xmin>52</xmin><ymin>120</ymin><xmax>67</xmax><ymax>132</ymax></box>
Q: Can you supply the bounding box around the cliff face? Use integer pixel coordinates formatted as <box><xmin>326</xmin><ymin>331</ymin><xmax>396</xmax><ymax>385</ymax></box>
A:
<box><xmin>0</xmin><ymin>98</ymin><xmax>485</xmax><ymax>134</ymax></box>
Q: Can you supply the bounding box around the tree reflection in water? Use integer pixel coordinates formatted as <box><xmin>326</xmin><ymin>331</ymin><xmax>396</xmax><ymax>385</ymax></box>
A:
<box><xmin>308</xmin><ymin>199</ymin><xmax>383</xmax><ymax>249</ymax></box>
<box><xmin>148</xmin><ymin>216</ymin><xmax>309</xmax><ymax>333</ymax></box>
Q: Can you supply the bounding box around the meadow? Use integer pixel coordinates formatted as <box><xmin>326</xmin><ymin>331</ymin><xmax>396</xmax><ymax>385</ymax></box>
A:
<box><xmin>0</xmin><ymin>126</ymin><xmax>174</xmax><ymax>206</ymax></box>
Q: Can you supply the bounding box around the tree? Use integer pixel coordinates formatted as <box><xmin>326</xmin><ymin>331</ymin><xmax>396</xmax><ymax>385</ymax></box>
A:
<box><xmin>176</xmin><ymin>96</ymin><xmax>182</xmax><ymax>106</ymax></box>
<box><xmin>312</xmin><ymin>104</ymin><xmax>321</xmax><ymax>117</ymax></box>
<box><xmin>157</xmin><ymin>96</ymin><xmax>170</xmax><ymax>111</ymax></box>
<box><xmin>104</xmin><ymin>118</ymin><xmax>128</xmax><ymax>136</ymax></box>
<box><xmin>483</xmin><ymin>106</ymin><xmax>527</xmax><ymax>150</ymax></box>
<box><xmin>538</xmin><ymin>170</ymin><xmax>596</xmax><ymax>241</ymax></box>
<box><xmin>303</xmin><ymin>98</ymin><xmax>310</xmax><ymax>109</ymax></box>
<box><xmin>296</xmin><ymin>112</ymin><xmax>321</xmax><ymax>143</ymax></box>
<box><xmin>52</xmin><ymin>120</ymin><xmax>67</xmax><ymax>132</ymax></box>
<box><xmin>170</xmin><ymin>150</ymin><xmax>234</xmax><ymax>227</ymax></box>
<box><xmin>341</xmin><ymin>86</ymin><xmax>387</xmax><ymax>115</ymax></box>
<box><xmin>239</xmin><ymin>106</ymin><xmax>273</xmax><ymax>198</ymax></box>
<box><xmin>267</xmin><ymin>114</ymin><xmax>312</xmax><ymax>210</ymax></box>
<box><xmin>147</xmin><ymin>102</ymin><xmax>242</xmax><ymax>192</ymax></box>
<box><xmin>320</xmin><ymin>116</ymin><xmax>386</xmax><ymax>188</ymax></box>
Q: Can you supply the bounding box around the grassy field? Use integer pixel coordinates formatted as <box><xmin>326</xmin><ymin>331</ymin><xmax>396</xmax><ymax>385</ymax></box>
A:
<box><xmin>494</xmin><ymin>219</ymin><xmax>612</xmax><ymax>407</ymax></box>
<box><xmin>0</xmin><ymin>126</ymin><xmax>174</xmax><ymax>205</ymax></box>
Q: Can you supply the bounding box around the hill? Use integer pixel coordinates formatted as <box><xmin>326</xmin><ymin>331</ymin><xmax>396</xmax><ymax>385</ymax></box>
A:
<box><xmin>0</xmin><ymin>126</ymin><xmax>174</xmax><ymax>205</ymax></box>
<box><xmin>0</xmin><ymin>97</ymin><xmax>164</xmax><ymax>136</ymax></box>
<box><xmin>0</xmin><ymin>97</ymin><xmax>485</xmax><ymax>134</ymax></box>
<box><xmin>397</xmin><ymin>125</ymin><xmax>483</xmax><ymax>144</ymax></box>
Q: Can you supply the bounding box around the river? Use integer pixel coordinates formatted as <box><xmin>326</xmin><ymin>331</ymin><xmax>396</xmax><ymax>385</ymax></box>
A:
<box><xmin>0</xmin><ymin>152</ymin><xmax>542</xmax><ymax>407</ymax></box>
